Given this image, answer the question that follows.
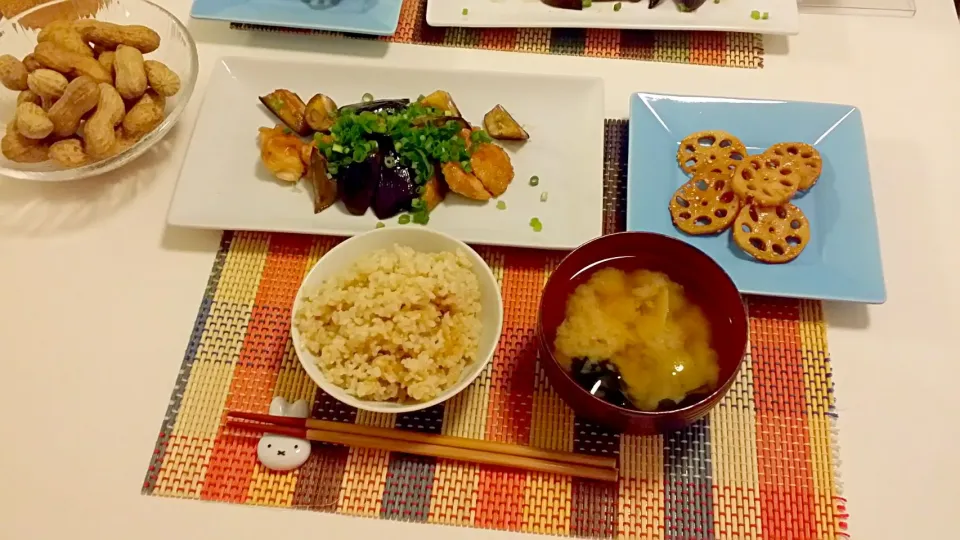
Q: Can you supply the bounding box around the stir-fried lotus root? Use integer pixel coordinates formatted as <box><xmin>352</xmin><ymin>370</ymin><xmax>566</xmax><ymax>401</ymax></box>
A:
<box><xmin>676</xmin><ymin>130</ymin><xmax>747</xmax><ymax>174</ymax></box>
<box><xmin>669</xmin><ymin>169</ymin><xmax>742</xmax><ymax>235</ymax></box>
<box><xmin>732</xmin><ymin>204</ymin><xmax>810</xmax><ymax>263</ymax></box>
<box><xmin>764</xmin><ymin>142</ymin><xmax>822</xmax><ymax>190</ymax></box>
<box><xmin>732</xmin><ymin>154</ymin><xmax>802</xmax><ymax>206</ymax></box>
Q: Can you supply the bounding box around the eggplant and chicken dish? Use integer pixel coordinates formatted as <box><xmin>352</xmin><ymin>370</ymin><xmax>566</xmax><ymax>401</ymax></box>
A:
<box><xmin>257</xmin><ymin>89</ymin><xmax>529</xmax><ymax>224</ymax></box>
<box><xmin>543</xmin><ymin>0</ymin><xmax>709</xmax><ymax>12</ymax></box>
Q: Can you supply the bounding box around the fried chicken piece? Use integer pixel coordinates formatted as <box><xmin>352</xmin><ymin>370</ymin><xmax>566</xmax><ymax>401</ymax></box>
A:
<box><xmin>470</xmin><ymin>142</ymin><xmax>514</xmax><ymax>197</ymax></box>
<box><xmin>258</xmin><ymin>125</ymin><xmax>306</xmax><ymax>182</ymax></box>
<box><xmin>422</xmin><ymin>173</ymin><xmax>448</xmax><ymax>211</ymax></box>
<box><xmin>441</xmin><ymin>162</ymin><xmax>491</xmax><ymax>201</ymax></box>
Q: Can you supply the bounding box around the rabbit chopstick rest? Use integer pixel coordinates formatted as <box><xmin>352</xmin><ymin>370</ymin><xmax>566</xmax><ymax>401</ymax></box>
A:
<box><xmin>257</xmin><ymin>397</ymin><xmax>311</xmax><ymax>471</ymax></box>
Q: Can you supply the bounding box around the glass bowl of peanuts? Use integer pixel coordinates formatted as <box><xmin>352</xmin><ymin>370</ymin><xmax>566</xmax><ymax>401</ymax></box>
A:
<box><xmin>0</xmin><ymin>0</ymin><xmax>198</xmax><ymax>181</ymax></box>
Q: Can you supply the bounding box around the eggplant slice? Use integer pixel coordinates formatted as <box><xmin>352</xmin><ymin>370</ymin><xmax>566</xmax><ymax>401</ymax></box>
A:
<box><xmin>542</xmin><ymin>0</ymin><xmax>583</xmax><ymax>8</ymax></box>
<box><xmin>372</xmin><ymin>148</ymin><xmax>418</xmax><ymax>219</ymax></box>
<box><xmin>544</xmin><ymin>0</ymin><xmax>652</xmax><ymax>9</ymax></box>
<box><xmin>339</xmin><ymin>154</ymin><xmax>380</xmax><ymax>215</ymax></box>
<box><xmin>259</xmin><ymin>89</ymin><xmax>310</xmax><ymax>136</ymax></box>
<box><xmin>339</xmin><ymin>98</ymin><xmax>410</xmax><ymax>115</ymax></box>
<box><xmin>483</xmin><ymin>105</ymin><xmax>529</xmax><ymax>141</ymax></box>
<box><xmin>675</xmin><ymin>0</ymin><xmax>707</xmax><ymax>10</ymax></box>
<box><xmin>305</xmin><ymin>93</ymin><xmax>338</xmax><ymax>132</ymax></box>
<box><xmin>306</xmin><ymin>147</ymin><xmax>337</xmax><ymax>214</ymax></box>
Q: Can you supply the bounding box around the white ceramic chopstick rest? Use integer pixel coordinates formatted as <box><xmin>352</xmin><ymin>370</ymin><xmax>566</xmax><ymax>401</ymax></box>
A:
<box><xmin>257</xmin><ymin>397</ymin><xmax>311</xmax><ymax>471</ymax></box>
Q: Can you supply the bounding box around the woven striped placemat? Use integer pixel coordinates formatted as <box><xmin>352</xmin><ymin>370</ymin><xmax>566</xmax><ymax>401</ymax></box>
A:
<box><xmin>229</xmin><ymin>0</ymin><xmax>764</xmax><ymax>69</ymax></box>
<box><xmin>143</xmin><ymin>120</ymin><xmax>845</xmax><ymax>539</ymax></box>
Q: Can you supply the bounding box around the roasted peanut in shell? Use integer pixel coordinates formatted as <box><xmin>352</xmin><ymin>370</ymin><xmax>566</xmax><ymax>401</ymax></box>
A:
<box><xmin>84</xmin><ymin>83</ymin><xmax>126</xmax><ymax>158</ymax></box>
<box><xmin>0</xmin><ymin>55</ymin><xmax>29</xmax><ymax>91</ymax></box>
<box><xmin>33</xmin><ymin>42</ymin><xmax>112</xmax><ymax>84</ymax></box>
<box><xmin>73</xmin><ymin>21</ymin><xmax>161</xmax><ymax>54</ymax></box>
<box><xmin>49</xmin><ymin>138</ymin><xmax>88</xmax><ymax>167</ymax></box>
<box><xmin>15</xmin><ymin>102</ymin><xmax>54</xmax><ymax>139</ymax></box>
<box><xmin>37</xmin><ymin>20</ymin><xmax>94</xmax><ymax>58</ymax></box>
<box><xmin>114</xmin><ymin>45</ymin><xmax>147</xmax><ymax>100</ymax></box>
<box><xmin>27</xmin><ymin>69</ymin><xmax>68</xmax><ymax>101</ymax></box>
<box><xmin>143</xmin><ymin>60</ymin><xmax>180</xmax><ymax>97</ymax></box>
<box><xmin>122</xmin><ymin>89</ymin><xmax>165</xmax><ymax>139</ymax></box>
<box><xmin>2</xmin><ymin>122</ymin><xmax>49</xmax><ymax>163</ymax></box>
<box><xmin>48</xmin><ymin>75</ymin><xmax>101</xmax><ymax>138</ymax></box>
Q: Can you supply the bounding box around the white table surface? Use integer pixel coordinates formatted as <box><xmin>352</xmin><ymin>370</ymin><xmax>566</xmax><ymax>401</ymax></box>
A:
<box><xmin>1</xmin><ymin>1</ymin><xmax>959</xmax><ymax>538</ymax></box>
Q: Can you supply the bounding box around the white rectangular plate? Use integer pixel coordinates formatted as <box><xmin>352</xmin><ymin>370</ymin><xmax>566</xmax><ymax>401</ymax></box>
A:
<box><xmin>427</xmin><ymin>0</ymin><xmax>799</xmax><ymax>36</ymax></box>
<box><xmin>168</xmin><ymin>57</ymin><xmax>605</xmax><ymax>250</ymax></box>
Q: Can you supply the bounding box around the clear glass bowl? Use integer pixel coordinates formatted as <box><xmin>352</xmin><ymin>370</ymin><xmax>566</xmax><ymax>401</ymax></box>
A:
<box><xmin>0</xmin><ymin>0</ymin><xmax>198</xmax><ymax>181</ymax></box>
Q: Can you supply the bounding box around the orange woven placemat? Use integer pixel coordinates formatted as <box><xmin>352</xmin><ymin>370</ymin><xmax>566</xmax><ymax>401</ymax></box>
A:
<box><xmin>230</xmin><ymin>0</ymin><xmax>764</xmax><ymax>69</ymax></box>
<box><xmin>143</xmin><ymin>120</ymin><xmax>845</xmax><ymax>538</ymax></box>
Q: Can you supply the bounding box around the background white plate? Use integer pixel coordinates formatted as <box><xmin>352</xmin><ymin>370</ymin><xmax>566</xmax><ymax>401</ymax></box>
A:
<box><xmin>427</xmin><ymin>0</ymin><xmax>799</xmax><ymax>36</ymax></box>
<box><xmin>167</xmin><ymin>57</ymin><xmax>605</xmax><ymax>250</ymax></box>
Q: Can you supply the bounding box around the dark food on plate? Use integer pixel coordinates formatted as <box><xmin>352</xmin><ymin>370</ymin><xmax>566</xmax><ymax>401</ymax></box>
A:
<box><xmin>732</xmin><ymin>204</ymin><xmax>810</xmax><ymax>264</ymax></box>
<box><xmin>483</xmin><ymin>105</ymin><xmax>529</xmax><ymax>141</ymax></box>
<box><xmin>257</xmin><ymin>89</ymin><xmax>527</xmax><ymax>223</ymax></box>
<box><xmin>306</xmin><ymin>146</ymin><xmax>337</xmax><ymax>213</ymax></box>
<box><xmin>669</xmin><ymin>169</ymin><xmax>741</xmax><ymax>235</ymax></box>
<box><xmin>339</xmin><ymin>98</ymin><xmax>410</xmax><ymax>116</ymax></box>
<box><xmin>668</xmin><ymin>130</ymin><xmax>823</xmax><ymax>264</ymax></box>
<box><xmin>542</xmin><ymin>0</ymin><xmax>705</xmax><ymax>11</ymax></box>
<box><xmin>553</xmin><ymin>267</ymin><xmax>720</xmax><ymax>412</ymax></box>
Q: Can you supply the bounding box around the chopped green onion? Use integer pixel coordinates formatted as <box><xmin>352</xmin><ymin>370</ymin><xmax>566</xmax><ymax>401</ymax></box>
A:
<box><xmin>540</xmin><ymin>192</ymin><xmax>548</xmax><ymax>202</ymax></box>
<box><xmin>750</xmin><ymin>9</ymin><xmax>760</xmax><ymax>19</ymax></box>
<box><xmin>529</xmin><ymin>175</ymin><xmax>539</xmax><ymax>186</ymax></box>
<box><xmin>496</xmin><ymin>200</ymin><xmax>506</xmax><ymax>210</ymax></box>
<box><xmin>613</xmin><ymin>1</ymin><xmax>622</xmax><ymax>11</ymax></box>
<box><xmin>375</xmin><ymin>222</ymin><xmax>385</xmax><ymax>229</ymax></box>
<box><xmin>412</xmin><ymin>211</ymin><xmax>429</xmax><ymax>225</ymax></box>
<box><xmin>529</xmin><ymin>217</ymin><xmax>543</xmax><ymax>232</ymax></box>
<box><xmin>462</xmin><ymin>7</ymin><xmax>468</xmax><ymax>15</ymax></box>
<box><xmin>361</xmin><ymin>92</ymin><xmax>374</xmax><ymax>103</ymax></box>
<box><xmin>398</xmin><ymin>214</ymin><xmax>411</xmax><ymax>225</ymax></box>
<box><xmin>470</xmin><ymin>130</ymin><xmax>493</xmax><ymax>144</ymax></box>
<box><xmin>332</xmin><ymin>143</ymin><xmax>344</xmax><ymax>153</ymax></box>
<box><xmin>761</xmin><ymin>11</ymin><xmax>769</xmax><ymax>18</ymax></box>
<box><xmin>282</xmin><ymin>127</ymin><xmax>292</xmax><ymax>135</ymax></box>
<box><xmin>713</xmin><ymin>0</ymin><xmax>719</xmax><ymax>3</ymax></box>
<box><xmin>384</xmin><ymin>155</ymin><xmax>397</xmax><ymax>168</ymax></box>
<box><xmin>582</xmin><ymin>0</ymin><xmax>592</xmax><ymax>7</ymax></box>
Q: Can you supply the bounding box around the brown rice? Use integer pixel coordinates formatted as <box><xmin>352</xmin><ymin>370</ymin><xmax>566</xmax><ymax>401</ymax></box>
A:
<box><xmin>294</xmin><ymin>244</ymin><xmax>482</xmax><ymax>402</ymax></box>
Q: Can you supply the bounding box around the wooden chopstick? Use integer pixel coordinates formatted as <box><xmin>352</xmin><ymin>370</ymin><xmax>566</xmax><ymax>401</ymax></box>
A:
<box><xmin>226</xmin><ymin>418</ymin><xmax>618</xmax><ymax>482</ymax></box>
<box><xmin>227</xmin><ymin>411</ymin><xmax>617</xmax><ymax>470</ymax></box>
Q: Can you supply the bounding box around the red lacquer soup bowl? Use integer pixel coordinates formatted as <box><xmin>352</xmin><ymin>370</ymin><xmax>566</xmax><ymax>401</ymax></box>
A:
<box><xmin>537</xmin><ymin>232</ymin><xmax>748</xmax><ymax>435</ymax></box>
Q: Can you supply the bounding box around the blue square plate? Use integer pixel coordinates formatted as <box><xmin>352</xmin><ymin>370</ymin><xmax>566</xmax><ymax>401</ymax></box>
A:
<box><xmin>627</xmin><ymin>92</ymin><xmax>886</xmax><ymax>303</ymax></box>
<box><xmin>191</xmin><ymin>0</ymin><xmax>404</xmax><ymax>36</ymax></box>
